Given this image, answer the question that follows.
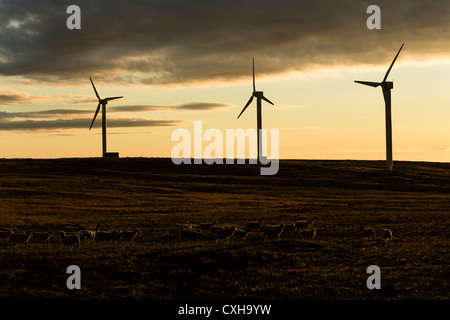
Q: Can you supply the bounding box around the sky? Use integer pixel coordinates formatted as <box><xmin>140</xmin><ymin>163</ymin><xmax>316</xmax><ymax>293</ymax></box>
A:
<box><xmin>0</xmin><ymin>0</ymin><xmax>449</xmax><ymax>162</ymax></box>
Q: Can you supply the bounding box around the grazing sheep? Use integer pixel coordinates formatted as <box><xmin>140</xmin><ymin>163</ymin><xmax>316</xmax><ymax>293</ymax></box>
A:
<box><xmin>85</xmin><ymin>224</ymin><xmax>102</xmax><ymax>233</ymax></box>
<box><xmin>8</xmin><ymin>231</ymin><xmax>33</xmax><ymax>247</ymax></box>
<box><xmin>198</xmin><ymin>221</ymin><xmax>217</xmax><ymax>231</ymax></box>
<box><xmin>215</xmin><ymin>226</ymin><xmax>237</xmax><ymax>244</ymax></box>
<box><xmin>232</xmin><ymin>229</ymin><xmax>249</xmax><ymax>241</ymax></box>
<box><xmin>282</xmin><ymin>223</ymin><xmax>296</xmax><ymax>234</ymax></box>
<box><xmin>294</xmin><ymin>220</ymin><xmax>313</xmax><ymax>230</ymax></box>
<box><xmin>210</xmin><ymin>224</ymin><xmax>236</xmax><ymax>237</ymax></box>
<box><xmin>79</xmin><ymin>225</ymin><xmax>101</xmax><ymax>243</ymax></box>
<box><xmin>31</xmin><ymin>231</ymin><xmax>54</xmax><ymax>243</ymax></box>
<box><xmin>360</xmin><ymin>227</ymin><xmax>376</xmax><ymax>240</ymax></box>
<box><xmin>79</xmin><ymin>230</ymin><xmax>95</xmax><ymax>243</ymax></box>
<box><xmin>208</xmin><ymin>226</ymin><xmax>226</xmax><ymax>240</ymax></box>
<box><xmin>245</xmin><ymin>219</ymin><xmax>263</xmax><ymax>232</ymax></box>
<box><xmin>95</xmin><ymin>230</ymin><xmax>120</xmax><ymax>242</ymax></box>
<box><xmin>120</xmin><ymin>229</ymin><xmax>142</xmax><ymax>242</ymax></box>
<box><xmin>260</xmin><ymin>222</ymin><xmax>278</xmax><ymax>232</ymax></box>
<box><xmin>262</xmin><ymin>223</ymin><xmax>285</xmax><ymax>241</ymax></box>
<box><xmin>300</xmin><ymin>228</ymin><xmax>316</xmax><ymax>240</ymax></box>
<box><xmin>381</xmin><ymin>229</ymin><xmax>393</xmax><ymax>243</ymax></box>
<box><xmin>58</xmin><ymin>231</ymin><xmax>80</xmax><ymax>250</ymax></box>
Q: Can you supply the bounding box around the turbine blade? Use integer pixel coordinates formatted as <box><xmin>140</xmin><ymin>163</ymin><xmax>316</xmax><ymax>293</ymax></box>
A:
<box><xmin>252</xmin><ymin>58</ymin><xmax>255</xmax><ymax>92</ymax></box>
<box><xmin>105</xmin><ymin>96</ymin><xmax>123</xmax><ymax>101</ymax></box>
<box><xmin>237</xmin><ymin>95</ymin><xmax>254</xmax><ymax>119</ymax></box>
<box><xmin>89</xmin><ymin>103</ymin><xmax>101</xmax><ymax>130</ymax></box>
<box><xmin>354</xmin><ymin>80</ymin><xmax>381</xmax><ymax>88</ymax></box>
<box><xmin>260</xmin><ymin>94</ymin><xmax>274</xmax><ymax>105</ymax></box>
<box><xmin>382</xmin><ymin>43</ymin><xmax>404</xmax><ymax>83</ymax></box>
<box><xmin>90</xmin><ymin>77</ymin><xmax>101</xmax><ymax>100</ymax></box>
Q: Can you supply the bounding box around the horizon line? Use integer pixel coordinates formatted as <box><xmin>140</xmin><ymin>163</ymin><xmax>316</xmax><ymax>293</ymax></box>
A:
<box><xmin>0</xmin><ymin>156</ymin><xmax>448</xmax><ymax>164</ymax></box>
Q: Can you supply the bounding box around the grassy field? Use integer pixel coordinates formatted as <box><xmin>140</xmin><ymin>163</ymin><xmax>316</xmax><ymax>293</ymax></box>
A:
<box><xmin>0</xmin><ymin>158</ymin><xmax>448</xmax><ymax>300</ymax></box>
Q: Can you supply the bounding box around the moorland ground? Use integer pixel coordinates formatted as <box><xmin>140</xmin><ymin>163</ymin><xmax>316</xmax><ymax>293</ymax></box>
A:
<box><xmin>0</xmin><ymin>158</ymin><xmax>448</xmax><ymax>300</ymax></box>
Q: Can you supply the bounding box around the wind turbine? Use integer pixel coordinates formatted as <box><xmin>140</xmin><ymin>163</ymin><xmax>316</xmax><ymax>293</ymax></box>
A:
<box><xmin>355</xmin><ymin>43</ymin><xmax>404</xmax><ymax>171</ymax></box>
<box><xmin>237</xmin><ymin>58</ymin><xmax>274</xmax><ymax>161</ymax></box>
<box><xmin>89</xmin><ymin>77</ymin><xmax>123</xmax><ymax>158</ymax></box>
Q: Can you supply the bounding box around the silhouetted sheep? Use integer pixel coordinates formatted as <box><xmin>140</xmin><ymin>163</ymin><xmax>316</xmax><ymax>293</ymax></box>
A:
<box><xmin>9</xmin><ymin>231</ymin><xmax>33</xmax><ymax>247</ymax></box>
<box><xmin>58</xmin><ymin>231</ymin><xmax>80</xmax><ymax>250</ymax></box>
<box><xmin>232</xmin><ymin>229</ymin><xmax>249</xmax><ymax>241</ymax></box>
<box><xmin>262</xmin><ymin>223</ymin><xmax>285</xmax><ymax>241</ymax></box>
<box><xmin>31</xmin><ymin>231</ymin><xmax>54</xmax><ymax>243</ymax></box>
<box><xmin>120</xmin><ymin>229</ymin><xmax>142</xmax><ymax>242</ymax></box>
<box><xmin>360</xmin><ymin>227</ymin><xmax>376</xmax><ymax>240</ymax></box>
<box><xmin>198</xmin><ymin>221</ymin><xmax>217</xmax><ymax>231</ymax></box>
<box><xmin>215</xmin><ymin>226</ymin><xmax>237</xmax><ymax>244</ymax></box>
<box><xmin>294</xmin><ymin>220</ymin><xmax>313</xmax><ymax>230</ymax></box>
<box><xmin>95</xmin><ymin>230</ymin><xmax>120</xmax><ymax>242</ymax></box>
<box><xmin>300</xmin><ymin>228</ymin><xmax>316</xmax><ymax>240</ymax></box>
<box><xmin>245</xmin><ymin>219</ymin><xmax>263</xmax><ymax>232</ymax></box>
<box><xmin>381</xmin><ymin>228</ymin><xmax>393</xmax><ymax>243</ymax></box>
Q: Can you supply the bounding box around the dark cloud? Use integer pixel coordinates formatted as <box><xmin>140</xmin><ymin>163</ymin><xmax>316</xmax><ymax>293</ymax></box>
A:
<box><xmin>0</xmin><ymin>118</ymin><xmax>182</xmax><ymax>131</ymax></box>
<box><xmin>0</xmin><ymin>0</ymin><xmax>449</xmax><ymax>85</ymax></box>
<box><xmin>0</xmin><ymin>101</ymin><xmax>232</xmax><ymax>119</ymax></box>
<box><xmin>111</xmin><ymin>102</ymin><xmax>233</xmax><ymax>111</ymax></box>
<box><xmin>0</xmin><ymin>91</ymin><xmax>97</xmax><ymax>106</ymax></box>
<box><xmin>0</xmin><ymin>109</ymin><xmax>91</xmax><ymax>119</ymax></box>
<box><xmin>0</xmin><ymin>100</ymin><xmax>228</xmax><ymax>131</ymax></box>
<box><xmin>0</xmin><ymin>89</ymin><xmax>36</xmax><ymax>104</ymax></box>
<box><xmin>110</xmin><ymin>105</ymin><xmax>168</xmax><ymax>112</ymax></box>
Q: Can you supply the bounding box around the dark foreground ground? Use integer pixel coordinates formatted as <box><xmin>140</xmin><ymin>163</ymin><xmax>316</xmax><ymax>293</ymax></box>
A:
<box><xmin>0</xmin><ymin>158</ymin><xmax>448</xmax><ymax>300</ymax></box>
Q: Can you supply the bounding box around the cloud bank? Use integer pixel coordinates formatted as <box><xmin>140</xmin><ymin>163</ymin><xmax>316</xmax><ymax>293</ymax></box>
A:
<box><xmin>1</xmin><ymin>0</ymin><xmax>450</xmax><ymax>85</ymax></box>
<box><xmin>0</xmin><ymin>118</ymin><xmax>182</xmax><ymax>131</ymax></box>
<box><xmin>0</xmin><ymin>89</ymin><xmax>37</xmax><ymax>104</ymax></box>
<box><xmin>0</xmin><ymin>101</ymin><xmax>232</xmax><ymax>131</ymax></box>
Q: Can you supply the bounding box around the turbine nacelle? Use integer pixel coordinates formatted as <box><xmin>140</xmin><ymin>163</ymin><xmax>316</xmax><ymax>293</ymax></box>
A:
<box><xmin>254</xmin><ymin>91</ymin><xmax>274</xmax><ymax>106</ymax></box>
<box><xmin>384</xmin><ymin>82</ymin><xmax>393</xmax><ymax>89</ymax></box>
<box><xmin>253</xmin><ymin>91</ymin><xmax>264</xmax><ymax>98</ymax></box>
<box><xmin>99</xmin><ymin>96</ymin><xmax>123</xmax><ymax>105</ymax></box>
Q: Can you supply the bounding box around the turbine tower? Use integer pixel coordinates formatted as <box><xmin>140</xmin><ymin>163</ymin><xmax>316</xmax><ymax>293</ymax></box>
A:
<box><xmin>237</xmin><ymin>58</ymin><xmax>274</xmax><ymax>161</ymax></box>
<box><xmin>355</xmin><ymin>43</ymin><xmax>404</xmax><ymax>171</ymax></box>
<box><xmin>89</xmin><ymin>77</ymin><xmax>123</xmax><ymax>158</ymax></box>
